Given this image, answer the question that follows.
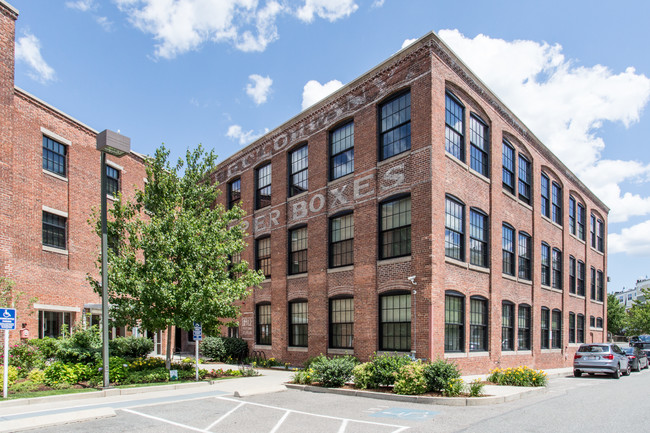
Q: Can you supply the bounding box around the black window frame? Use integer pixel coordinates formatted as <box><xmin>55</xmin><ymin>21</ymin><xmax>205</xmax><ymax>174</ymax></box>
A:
<box><xmin>469</xmin><ymin>114</ymin><xmax>489</xmax><ymax>177</ymax></box>
<box><xmin>552</xmin><ymin>248</ymin><xmax>562</xmax><ymax>290</ymax></box>
<box><xmin>551</xmin><ymin>182</ymin><xmax>562</xmax><ymax>224</ymax></box>
<box><xmin>42</xmin><ymin>211</ymin><xmax>67</xmax><ymax>250</ymax></box>
<box><xmin>541</xmin><ymin>173</ymin><xmax>550</xmax><ymax>218</ymax></box>
<box><xmin>42</xmin><ymin>135</ymin><xmax>67</xmax><ymax>177</ymax></box>
<box><xmin>502</xmin><ymin>301</ymin><xmax>515</xmax><ymax>351</ymax></box>
<box><xmin>469</xmin><ymin>296</ymin><xmax>488</xmax><ymax>352</ymax></box>
<box><xmin>541</xmin><ymin>242</ymin><xmax>551</xmax><ymax>286</ymax></box>
<box><xmin>518</xmin><ymin>304</ymin><xmax>531</xmax><ymax>350</ymax></box>
<box><xmin>445</xmin><ymin>291</ymin><xmax>465</xmax><ymax>353</ymax></box>
<box><xmin>590</xmin><ymin>266</ymin><xmax>596</xmax><ymax>300</ymax></box>
<box><xmin>518</xmin><ymin>232</ymin><xmax>532</xmax><ymax>281</ymax></box>
<box><xmin>379</xmin><ymin>292</ymin><xmax>411</xmax><ymax>352</ymax></box>
<box><xmin>502</xmin><ymin>223</ymin><xmax>515</xmax><ymax>276</ymax></box>
<box><xmin>577</xmin><ymin>260</ymin><xmax>585</xmax><ymax>296</ymax></box>
<box><xmin>255</xmin><ymin>303</ymin><xmax>272</xmax><ymax>345</ymax></box>
<box><xmin>597</xmin><ymin>270</ymin><xmax>604</xmax><ymax>302</ymax></box>
<box><xmin>551</xmin><ymin>309</ymin><xmax>562</xmax><ymax>349</ymax></box>
<box><xmin>541</xmin><ymin>307</ymin><xmax>550</xmax><ymax>349</ymax></box>
<box><xmin>329</xmin><ymin>212</ymin><xmax>354</xmax><ymax>268</ymax></box>
<box><xmin>289</xmin><ymin>300</ymin><xmax>308</xmax><ymax>347</ymax></box>
<box><xmin>577</xmin><ymin>203</ymin><xmax>586</xmax><ymax>241</ymax></box>
<box><xmin>330</xmin><ymin>121</ymin><xmax>354</xmax><ymax>180</ymax></box>
<box><xmin>596</xmin><ymin>317</ymin><xmax>603</xmax><ymax>329</ymax></box>
<box><xmin>379</xmin><ymin>91</ymin><xmax>411</xmax><ymax>160</ymax></box>
<box><xmin>106</xmin><ymin>165</ymin><xmax>120</xmax><ymax>197</ymax></box>
<box><xmin>445</xmin><ymin>196</ymin><xmax>464</xmax><ymax>261</ymax></box>
<box><xmin>569</xmin><ymin>256</ymin><xmax>576</xmax><ymax>294</ymax></box>
<box><xmin>255</xmin><ymin>163</ymin><xmax>272</xmax><ymax>210</ymax></box>
<box><xmin>502</xmin><ymin>140</ymin><xmax>516</xmax><ymax>194</ymax></box>
<box><xmin>289</xmin><ymin>226</ymin><xmax>308</xmax><ymax>275</ymax></box>
<box><xmin>289</xmin><ymin>144</ymin><xmax>308</xmax><ymax>197</ymax></box>
<box><xmin>330</xmin><ymin>297</ymin><xmax>354</xmax><ymax>349</ymax></box>
<box><xmin>255</xmin><ymin>236</ymin><xmax>271</xmax><ymax>278</ymax></box>
<box><xmin>469</xmin><ymin>208</ymin><xmax>488</xmax><ymax>267</ymax></box>
<box><xmin>577</xmin><ymin>314</ymin><xmax>585</xmax><ymax>343</ymax></box>
<box><xmin>379</xmin><ymin>196</ymin><xmax>411</xmax><ymax>260</ymax></box>
<box><xmin>518</xmin><ymin>154</ymin><xmax>532</xmax><ymax>204</ymax></box>
<box><xmin>596</xmin><ymin>219</ymin><xmax>604</xmax><ymax>252</ymax></box>
<box><xmin>569</xmin><ymin>312</ymin><xmax>576</xmax><ymax>344</ymax></box>
<box><xmin>590</xmin><ymin>315</ymin><xmax>595</xmax><ymax>328</ymax></box>
<box><xmin>569</xmin><ymin>196</ymin><xmax>576</xmax><ymax>235</ymax></box>
<box><xmin>590</xmin><ymin>214</ymin><xmax>596</xmax><ymax>248</ymax></box>
<box><xmin>228</xmin><ymin>178</ymin><xmax>241</xmax><ymax>209</ymax></box>
<box><xmin>445</xmin><ymin>92</ymin><xmax>465</xmax><ymax>162</ymax></box>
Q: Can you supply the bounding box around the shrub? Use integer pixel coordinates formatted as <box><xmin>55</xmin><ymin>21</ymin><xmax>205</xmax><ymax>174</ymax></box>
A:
<box><xmin>442</xmin><ymin>378</ymin><xmax>464</xmax><ymax>397</ymax></box>
<box><xmin>44</xmin><ymin>362</ymin><xmax>78</xmax><ymax>386</ymax></box>
<box><xmin>72</xmin><ymin>363</ymin><xmax>95</xmax><ymax>382</ymax></box>
<box><xmin>55</xmin><ymin>326</ymin><xmax>102</xmax><ymax>364</ymax></box>
<box><xmin>107</xmin><ymin>356</ymin><xmax>130</xmax><ymax>384</ymax></box>
<box><xmin>28</xmin><ymin>338</ymin><xmax>58</xmax><ymax>359</ymax></box>
<box><xmin>109</xmin><ymin>336</ymin><xmax>154</xmax><ymax>360</ymax></box>
<box><xmin>8</xmin><ymin>343</ymin><xmax>45</xmax><ymax>374</ymax></box>
<box><xmin>129</xmin><ymin>357</ymin><xmax>166</xmax><ymax>371</ymax></box>
<box><xmin>368</xmin><ymin>353</ymin><xmax>413</xmax><ymax>387</ymax></box>
<box><xmin>351</xmin><ymin>363</ymin><xmax>374</xmax><ymax>389</ymax></box>
<box><xmin>0</xmin><ymin>366</ymin><xmax>18</xmax><ymax>390</ymax></box>
<box><xmin>393</xmin><ymin>362</ymin><xmax>427</xmax><ymax>395</ymax></box>
<box><xmin>27</xmin><ymin>368</ymin><xmax>46</xmax><ymax>384</ymax></box>
<box><xmin>200</xmin><ymin>336</ymin><xmax>225</xmax><ymax>360</ymax></box>
<box><xmin>10</xmin><ymin>380</ymin><xmax>39</xmax><ymax>393</ymax></box>
<box><xmin>291</xmin><ymin>369</ymin><xmax>314</xmax><ymax>385</ymax></box>
<box><xmin>468</xmin><ymin>379</ymin><xmax>485</xmax><ymax>397</ymax></box>
<box><xmin>222</xmin><ymin>337</ymin><xmax>248</xmax><ymax>361</ymax></box>
<box><xmin>487</xmin><ymin>366</ymin><xmax>547</xmax><ymax>387</ymax></box>
<box><xmin>423</xmin><ymin>358</ymin><xmax>461</xmax><ymax>392</ymax></box>
<box><xmin>178</xmin><ymin>369</ymin><xmax>208</xmax><ymax>380</ymax></box>
<box><xmin>310</xmin><ymin>356</ymin><xmax>357</xmax><ymax>388</ymax></box>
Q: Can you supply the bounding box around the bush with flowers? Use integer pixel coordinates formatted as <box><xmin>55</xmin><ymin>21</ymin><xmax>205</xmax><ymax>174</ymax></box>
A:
<box><xmin>487</xmin><ymin>366</ymin><xmax>547</xmax><ymax>387</ymax></box>
<box><xmin>0</xmin><ymin>366</ymin><xmax>18</xmax><ymax>390</ymax></box>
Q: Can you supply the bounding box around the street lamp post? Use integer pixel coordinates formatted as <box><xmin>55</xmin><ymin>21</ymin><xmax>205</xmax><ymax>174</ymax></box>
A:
<box><xmin>96</xmin><ymin>130</ymin><xmax>131</xmax><ymax>389</ymax></box>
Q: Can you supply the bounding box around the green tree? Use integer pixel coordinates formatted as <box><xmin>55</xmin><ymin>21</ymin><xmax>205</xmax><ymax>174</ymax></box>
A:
<box><xmin>626</xmin><ymin>288</ymin><xmax>650</xmax><ymax>336</ymax></box>
<box><xmin>606</xmin><ymin>293</ymin><xmax>627</xmax><ymax>336</ymax></box>
<box><xmin>0</xmin><ymin>277</ymin><xmax>37</xmax><ymax>312</ymax></box>
<box><xmin>89</xmin><ymin>145</ymin><xmax>264</xmax><ymax>369</ymax></box>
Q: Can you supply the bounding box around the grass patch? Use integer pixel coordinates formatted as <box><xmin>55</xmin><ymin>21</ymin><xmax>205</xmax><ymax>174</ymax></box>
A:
<box><xmin>6</xmin><ymin>387</ymin><xmax>98</xmax><ymax>400</ymax></box>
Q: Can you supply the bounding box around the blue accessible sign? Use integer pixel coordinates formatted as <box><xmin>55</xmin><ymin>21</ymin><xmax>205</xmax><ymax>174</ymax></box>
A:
<box><xmin>0</xmin><ymin>308</ymin><xmax>16</xmax><ymax>331</ymax></box>
<box><xmin>193</xmin><ymin>322</ymin><xmax>202</xmax><ymax>341</ymax></box>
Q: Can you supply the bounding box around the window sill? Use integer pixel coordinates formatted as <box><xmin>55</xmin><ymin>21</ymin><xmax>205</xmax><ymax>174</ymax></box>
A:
<box><xmin>590</xmin><ymin>300</ymin><xmax>604</xmax><ymax>305</ymax></box>
<box><xmin>444</xmin><ymin>256</ymin><xmax>466</xmax><ymax>269</ymax></box>
<box><xmin>444</xmin><ymin>352</ymin><xmax>467</xmax><ymax>359</ymax></box>
<box><xmin>468</xmin><ymin>263</ymin><xmax>490</xmax><ymax>274</ymax></box>
<box><xmin>590</xmin><ymin>327</ymin><xmax>604</xmax><ymax>331</ymax></box>
<box><xmin>541</xmin><ymin>349</ymin><xmax>562</xmax><ymax>353</ymax></box>
<box><xmin>288</xmin><ymin>346</ymin><xmax>308</xmax><ymax>352</ymax></box>
<box><xmin>261</xmin><ymin>278</ymin><xmax>272</xmax><ymax>284</ymax></box>
<box><xmin>468</xmin><ymin>167</ymin><xmax>491</xmax><ymax>184</ymax></box>
<box><xmin>378</xmin><ymin>150</ymin><xmax>410</xmax><ymax>167</ymax></box>
<box><xmin>42</xmin><ymin>245</ymin><xmax>68</xmax><ymax>255</ymax></box>
<box><xmin>327</xmin><ymin>172</ymin><xmax>354</xmax><ymax>187</ymax></box>
<box><xmin>445</xmin><ymin>152</ymin><xmax>468</xmax><ymax>170</ymax></box>
<box><xmin>328</xmin><ymin>265</ymin><xmax>354</xmax><ymax>274</ymax></box>
<box><xmin>327</xmin><ymin>348</ymin><xmax>354</xmax><ymax>356</ymax></box>
<box><xmin>569</xmin><ymin>293</ymin><xmax>585</xmax><ymax>299</ymax></box>
<box><xmin>517</xmin><ymin>278</ymin><xmax>533</xmax><ymax>286</ymax></box>
<box><xmin>288</xmin><ymin>191</ymin><xmax>308</xmax><ymax>201</ymax></box>
<box><xmin>43</xmin><ymin>169</ymin><xmax>68</xmax><ymax>182</ymax></box>
<box><xmin>253</xmin><ymin>344</ymin><xmax>272</xmax><ymax>350</ymax></box>
<box><xmin>502</xmin><ymin>189</ymin><xmax>533</xmax><ymax>210</ymax></box>
<box><xmin>287</xmin><ymin>273</ymin><xmax>308</xmax><ymax>280</ymax></box>
<box><xmin>501</xmin><ymin>350</ymin><xmax>518</xmax><ymax>356</ymax></box>
<box><xmin>377</xmin><ymin>256</ymin><xmax>411</xmax><ymax>265</ymax></box>
<box><xmin>569</xmin><ymin>233</ymin><xmax>586</xmax><ymax>244</ymax></box>
<box><xmin>468</xmin><ymin>351</ymin><xmax>489</xmax><ymax>358</ymax></box>
<box><xmin>541</xmin><ymin>215</ymin><xmax>563</xmax><ymax>231</ymax></box>
<box><xmin>502</xmin><ymin>273</ymin><xmax>517</xmax><ymax>282</ymax></box>
<box><xmin>590</xmin><ymin>247</ymin><xmax>605</xmax><ymax>256</ymax></box>
<box><xmin>541</xmin><ymin>285</ymin><xmax>563</xmax><ymax>294</ymax></box>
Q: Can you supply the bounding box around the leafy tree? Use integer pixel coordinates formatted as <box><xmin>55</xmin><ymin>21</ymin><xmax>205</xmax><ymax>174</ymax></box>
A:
<box><xmin>606</xmin><ymin>293</ymin><xmax>627</xmax><ymax>336</ymax></box>
<box><xmin>90</xmin><ymin>145</ymin><xmax>264</xmax><ymax>369</ymax></box>
<box><xmin>0</xmin><ymin>276</ymin><xmax>37</xmax><ymax>312</ymax></box>
<box><xmin>626</xmin><ymin>287</ymin><xmax>650</xmax><ymax>336</ymax></box>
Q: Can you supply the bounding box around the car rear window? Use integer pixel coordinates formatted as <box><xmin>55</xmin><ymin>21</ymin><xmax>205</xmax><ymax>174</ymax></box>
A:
<box><xmin>578</xmin><ymin>345</ymin><xmax>610</xmax><ymax>353</ymax></box>
<box><xmin>623</xmin><ymin>347</ymin><xmax>635</xmax><ymax>354</ymax></box>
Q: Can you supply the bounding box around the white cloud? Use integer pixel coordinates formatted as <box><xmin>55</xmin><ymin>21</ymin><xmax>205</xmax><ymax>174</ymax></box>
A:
<box><xmin>96</xmin><ymin>16</ymin><xmax>113</xmax><ymax>31</ymax></box>
<box><xmin>301</xmin><ymin>79</ymin><xmax>343</xmax><ymax>110</ymax></box>
<box><xmin>401</xmin><ymin>38</ymin><xmax>417</xmax><ymax>49</ymax></box>
<box><xmin>246</xmin><ymin>74</ymin><xmax>273</xmax><ymax>105</ymax></box>
<box><xmin>116</xmin><ymin>0</ymin><xmax>358</xmax><ymax>59</ymax></box>
<box><xmin>608</xmin><ymin>220</ymin><xmax>650</xmax><ymax>256</ymax></box>
<box><xmin>65</xmin><ymin>0</ymin><xmax>95</xmax><ymax>11</ymax></box>
<box><xmin>15</xmin><ymin>33</ymin><xmax>55</xmax><ymax>84</ymax></box>
<box><xmin>226</xmin><ymin>124</ymin><xmax>269</xmax><ymax>145</ymax></box>
<box><xmin>296</xmin><ymin>0</ymin><xmax>358</xmax><ymax>23</ymax></box>
<box><xmin>372</xmin><ymin>0</ymin><xmax>385</xmax><ymax>7</ymax></box>
<box><xmin>437</xmin><ymin>29</ymin><xmax>650</xmax><ymax>252</ymax></box>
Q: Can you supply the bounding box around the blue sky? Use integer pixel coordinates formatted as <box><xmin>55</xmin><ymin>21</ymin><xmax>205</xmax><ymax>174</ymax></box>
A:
<box><xmin>11</xmin><ymin>0</ymin><xmax>650</xmax><ymax>292</ymax></box>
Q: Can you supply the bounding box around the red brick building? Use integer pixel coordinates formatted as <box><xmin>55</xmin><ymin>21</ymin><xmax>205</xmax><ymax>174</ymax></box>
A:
<box><xmin>0</xmin><ymin>2</ymin><xmax>155</xmax><ymax>348</ymax></box>
<box><xmin>212</xmin><ymin>32</ymin><xmax>608</xmax><ymax>372</ymax></box>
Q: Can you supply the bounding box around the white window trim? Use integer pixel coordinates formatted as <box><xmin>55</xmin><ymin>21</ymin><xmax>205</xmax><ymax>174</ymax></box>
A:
<box><xmin>42</xmin><ymin>205</ymin><xmax>68</xmax><ymax>218</ymax></box>
<box><xmin>41</xmin><ymin>127</ymin><xmax>72</xmax><ymax>146</ymax></box>
<box><xmin>106</xmin><ymin>160</ymin><xmax>124</xmax><ymax>171</ymax></box>
<box><xmin>33</xmin><ymin>303</ymin><xmax>80</xmax><ymax>313</ymax></box>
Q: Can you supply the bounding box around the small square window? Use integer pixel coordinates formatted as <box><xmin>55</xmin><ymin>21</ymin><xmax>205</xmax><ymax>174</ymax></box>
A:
<box><xmin>42</xmin><ymin>211</ymin><xmax>67</xmax><ymax>250</ymax></box>
<box><xmin>43</xmin><ymin>136</ymin><xmax>67</xmax><ymax>177</ymax></box>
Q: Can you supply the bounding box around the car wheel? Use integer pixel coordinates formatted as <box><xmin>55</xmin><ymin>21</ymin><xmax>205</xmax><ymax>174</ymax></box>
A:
<box><xmin>612</xmin><ymin>366</ymin><xmax>621</xmax><ymax>379</ymax></box>
<box><xmin>624</xmin><ymin>363</ymin><xmax>632</xmax><ymax>376</ymax></box>
<box><xmin>573</xmin><ymin>370</ymin><xmax>582</xmax><ymax>377</ymax></box>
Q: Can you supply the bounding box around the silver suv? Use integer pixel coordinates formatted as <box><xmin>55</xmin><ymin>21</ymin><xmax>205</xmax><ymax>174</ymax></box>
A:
<box><xmin>573</xmin><ymin>343</ymin><xmax>630</xmax><ymax>379</ymax></box>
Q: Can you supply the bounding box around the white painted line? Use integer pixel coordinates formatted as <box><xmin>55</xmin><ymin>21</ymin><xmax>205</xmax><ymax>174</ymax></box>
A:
<box><xmin>337</xmin><ymin>418</ymin><xmax>349</xmax><ymax>433</ymax></box>
<box><xmin>392</xmin><ymin>427</ymin><xmax>410</xmax><ymax>433</ymax></box>
<box><xmin>205</xmin><ymin>401</ymin><xmax>245</xmax><ymax>430</ymax></box>
<box><xmin>269</xmin><ymin>410</ymin><xmax>292</xmax><ymax>433</ymax></box>
<box><xmin>121</xmin><ymin>408</ymin><xmax>210</xmax><ymax>433</ymax></box>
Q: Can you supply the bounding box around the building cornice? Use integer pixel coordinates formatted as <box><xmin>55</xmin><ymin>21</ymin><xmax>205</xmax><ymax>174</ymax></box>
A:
<box><xmin>0</xmin><ymin>0</ymin><xmax>18</xmax><ymax>20</ymax></box>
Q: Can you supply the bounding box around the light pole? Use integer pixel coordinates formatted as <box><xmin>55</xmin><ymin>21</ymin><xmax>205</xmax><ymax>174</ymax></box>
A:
<box><xmin>96</xmin><ymin>130</ymin><xmax>131</xmax><ymax>388</ymax></box>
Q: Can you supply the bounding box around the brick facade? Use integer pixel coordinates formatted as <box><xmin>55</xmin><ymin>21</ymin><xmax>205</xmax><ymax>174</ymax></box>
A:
<box><xmin>212</xmin><ymin>33</ymin><xmax>608</xmax><ymax>373</ymax></box>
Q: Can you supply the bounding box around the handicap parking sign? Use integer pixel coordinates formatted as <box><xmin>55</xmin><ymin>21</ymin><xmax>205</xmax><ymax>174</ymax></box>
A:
<box><xmin>0</xmin><ymin>308</ymin><xmax>16</xmax><ymax>330</ymax></box>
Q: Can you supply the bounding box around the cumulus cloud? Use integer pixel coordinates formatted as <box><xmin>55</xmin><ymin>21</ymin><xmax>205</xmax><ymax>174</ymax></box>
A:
<box><xmin>608</xmin><ymin>220</ymin><xmax>650</xmax><ymax>256</ymax></box>
<box><xmin>116</xmin><ymin>0</ymin><xmax>357</xmax><ymax>59</ymax></box>
<box><xmin>65</xmin><ymin>0</ymin><xmax>95</xmax><ymax>11</ymax></box>
<box><xmin>15</xmin><ymin>33</ymin><xmax>55</xmax><ymax>84</ymax></box>
<box><xmin>372</xmin><ymin>0</ymin><xmax>385</xmax><ymax>7</ymax></box>
<box><xmin>302</xmin><ymin>79</ymin><xmax>343</xmax><ymax>110</ymax></box>
<box><xmin>226</xmin><ymin>124</ymin><xmax>269</xmax><ymax>145</ymax></box>
<box><xmin>401</xmin><ymin>38</ymin><xmax>417</xmax><ymax>49</ymax></box>
<box><xmin>246</xmin><ymin>74</ymin><xmax>273</xmax><ymax>105</ymax></box>
<box><xmin>437</xmin><ymin>29</ymin><xmax>650</xmax><ymax>252</ymax></box>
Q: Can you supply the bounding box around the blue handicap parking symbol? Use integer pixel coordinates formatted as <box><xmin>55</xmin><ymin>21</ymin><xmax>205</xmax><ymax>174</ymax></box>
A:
<box><xmin>369</xmin><ymin>407</ymin><xmax>439</xmax><ymax>421</ymax></box>
<box><xmin>0</xmin><ymin>308</ymin><xmax>16</xmax><ymax>330</ymax></box>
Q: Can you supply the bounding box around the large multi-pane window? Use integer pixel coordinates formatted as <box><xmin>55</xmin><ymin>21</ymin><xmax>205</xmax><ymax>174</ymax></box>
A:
<box><xmin>106</xmin><ymin>165</ymin><xmax>120</xmax><ymax>197</ymax></box>
<box><xmin>552</xmin><ymin>248</ymin><xmax>562</xmax><ymax>290</ymax></box>
<box><xmin>470</xmin><ymin>297</ymin><xmax>488</xmax><ymax>352</ymax></box>
<box><xmin>518</xmin><ymin>304</ymin><xmax>531</xmax><ymax>350</ymax></box>
<box><xmin>330</xmin><ymin>122</ymin><xmax>354</xmax><ymax>180</ymax></box>
<box><xmin>596</xmin><ymin>219</ymin><xmax>604</xmax><ymax>252</ymax></box>
<box><xmin>502</xmin><ymin>141</ymin><xmax>516</xmax><ymax>194</ymax></box>
<box><xmin>518</xmin><ymin>232</ymin><xmax>531</xmax><ymax>280</ymax></box>
<box><xmin>541</xmin><ymin>173</ymin><xmax>550</xmax><ymax>218</ymax></box>
<box><xmin>569</xmin><ymin>196</ymin><xmax>576</xmax><ymax>235</ymax></box>
<box><xmin>469</xmin><ymin>209</ymin><xmax>488</xmax><ymax>267</ymax></box>
<box><xmin>577</xmin><ymin>260</ymin><xmax>586</xmax><ymax>296</ymax></box>
<box><xmin>256</xmin><ymin>303</ymin><xmax>271</xmax><ymax>345</ymax></box>
<box><xmin>502</xmin><ymin>224</ymin><xmax>515</xmax><ymax>275</ymax></box>
<box><xmin>577</xmin><ymin>203</ymin><xmax>586</xmax><ymax>240</ymax></box>
<box><xmin>518</xmin><ymin>155</ymin><xmax>532</xmax><ymax>204</ymax></box>
<box><xmin>569</xmin><ymin>312</ymin><xmax>576</xmax><ymax>344</ymax></box>
<box><xmin>330</xmin><ymin>298</ymin><xmax>354</xmax><ymax>349</ymax></box>
<box><xmin>256</xmin><ymin>237</ymin><xmax>271</xmax><ymax>278</ymax></box>
<box><xmin>502</xmin><ymin>302</ymin><xmax>515</xmax><ymax>351</ymax></box>
<box><xmin>380</xmin><ymin>92</ymin><xmax>411</xmax><ymax>160</ymax></box>
<box><xmin>228</xmin><ymin>178</ymin><xmax>241</xmax><ymax>209</ymax></box>
<box><xmin>590</xmin><ymin>214</ymin><xmax>596</xmax><ymax>248</ymax></box>
<box><xmin>38</xmin><ymin>310</ymin><xmax>72</xmax><ymax>338</ymax></box>
<box><xmin>445</xmin><ymin>292</ymin><xmax>464</xmax><ymax>352</ymax></box>
<box><xmin>541</xmin><ymin>307</ymin><xmax>550</xmax><ymax>349</ymax></box>
<box><xmin>552</xmin><ymin>182</ymin><xmax>562</xmax><ymax>224</ymax></box>
<box><xmin>596</xmin><ymin>317</ymin><xmax>603</xmax><ymax>328</ymax></box>
<box><xmin>590</xmin><ymin>267</ymin><xmax>597</xmax><ymax>300</ymax></box>
<box><xmin>597</xmin><ymin>270</ymin><xmax>604</xmax><ymax>302</ymax></box>
<box><xmin>289</xmin><ymin>301</ymin><xmax>308</xmax><ymax>347</ymax></box>
<box><xmin>445</xmin><ymin>196</ymin><xmax>464</xmax><ymax>261</ymax></box>
<box><xmin>256</xmin><ymin>163</ymin><xmax>272</xmax><ymax>209</ymax></box>
<box><xmin>541</xmin><ymin>243</ymin><xmax>551</xmax><ymax>286</ymax></box>
<box><xmin>380</xmin><ymin>293</ymin><xmax>411</xmax><ymax>351</ymax></box>
<box><xmin>289</xmin><ymin>145</ymin><xmax>308</xmax><ymax>196</ymax></box>
<box><xmin>289</xmin><ymin>227</ymin><xmax>308</xmax><ymax>274</ymax></box>
<box><xmin>330</xmin><ymin>213</ymin><xmax>354</xmax><ymax>268</ymax></box>
<box><xmin>43</xmin><ymin>136</ymin><xmax>67</xmax><ymax>177</ymax></box>
<box><xmin>42</xmin><ymin>211</ymin><xmax>67</xmax><ymax>250</ymax></box>
<box><xmin>551</xmin><ymin>309</ymin><xmax>562</xmax><ymax>349</ymax></box>
<box><xmin>590</xmin><ymin>316</ymin><xmax>596</xmax><ymax>328</ymax></box>
<box><xmin>569</xmin><ymin>256</ymin><xmax>576</xmax><ymax>294</ymax></box>
<box><xmin>445</xmin><ymin>93</ymin><xmax>464</xmax><ymax>161</ymax></box>
<box><xmin>470</xmin><ymin>115</ymin><xmax>488</xmax><ymax>176</ymax></box>
<box><xmin>380</xmin><ymin>196</ymin><xmax>411</xmax><ymax>259</ymax></box>
<box><xmin>577</xmin><ymin>314</ymin><xmax>585</xmax><ymax>343</ymax></box>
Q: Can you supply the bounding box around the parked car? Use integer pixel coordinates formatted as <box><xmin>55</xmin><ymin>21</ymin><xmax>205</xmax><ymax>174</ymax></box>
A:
<box><xmin>633</xmin><ymin>342</ymin><xmax>650</xmax><ymax>359</ymax></box>
<box><xmin>629</xmin><ymin>335</ymin><xmax>650</xmax><ymax>346</ymax></box>
<box><xmin>573</xmin><ymin>343</ymin><xmax>630</xmax><ymax>378</ymax></box>
<box><xmin>623</xmin><ymin>346</ymin><xmax>649</xmax><ymax>371</ymax></box>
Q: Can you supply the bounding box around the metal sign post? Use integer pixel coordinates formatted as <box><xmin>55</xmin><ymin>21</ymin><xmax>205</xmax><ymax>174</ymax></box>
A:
<box><xmin>1</xmin><ymin>308</ymin><xmax>16</xmax><ymax>399</ymax></box>
<box><xmin>193</xmin><ymin>322</ymin><xmax>202</xmax><ymax>381</ymax></box>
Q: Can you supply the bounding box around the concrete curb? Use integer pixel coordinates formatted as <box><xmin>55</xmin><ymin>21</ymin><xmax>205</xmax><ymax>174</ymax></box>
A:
<box><xmin>0</xmin><ymin>407</ymin><xmax>115</xmax><ymax>433</ymax></box>
<box><xmin>285</xmin><ymin>383</ymin><xmax>547</xmax><ymax>406</ymax></box>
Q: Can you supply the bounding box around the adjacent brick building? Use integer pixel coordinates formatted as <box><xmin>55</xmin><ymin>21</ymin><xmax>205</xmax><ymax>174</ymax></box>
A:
<box><xmin>212</xmin><ymin>31</ymin><xmax>608</xmax><ymax>372</ymax></box>
<box><xmin>0</xmin><ymin>1</ymin><xmax>154</xmax><ymax>348</ymax></box>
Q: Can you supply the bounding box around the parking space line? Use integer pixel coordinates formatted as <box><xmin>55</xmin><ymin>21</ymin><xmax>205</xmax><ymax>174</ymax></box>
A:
<box><xmin>268</xmin><ymin>410</ymin><xmax>292</xmax><ymax>433</ymax></box>
<box><xmin>121</xmin><ymin>408</ymin><xmax>210</xmax><ymax>433</ymax></box>
<box><xmin>204</xmin><ymin>401</ymin><xmax>245</xmax><ymax>430</ymax></box>
<box><xmin>337</xmin><ymin>419</ymin><xmax>348</xmax><ymax>433</ymax></box>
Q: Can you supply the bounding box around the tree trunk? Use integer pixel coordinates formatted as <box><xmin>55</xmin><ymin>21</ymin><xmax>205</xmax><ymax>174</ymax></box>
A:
<box><xmin>166</xmin><ymin>324</ymin><xmax>172</xmax><ymax>370</ymax></box>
